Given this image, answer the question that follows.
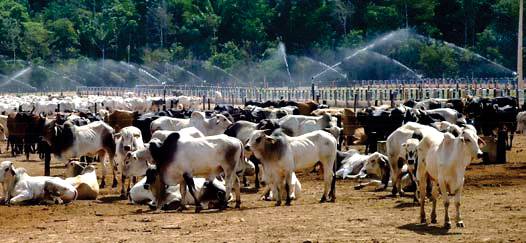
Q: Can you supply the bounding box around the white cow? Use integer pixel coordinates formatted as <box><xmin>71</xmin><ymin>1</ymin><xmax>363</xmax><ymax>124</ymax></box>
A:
<box><xmin>417</xmin><ymin>128</ymin><xmax>484</xmax><ymax>229</ymax></box>
<box><xmin>42</xmin><ymin>120</ymin><xmax>116</xmax><ymax>189</ymax></box>
<box><xmin>64</xmin><ymin>161</ymin><xmax>99</xmax><ymax>200</ymax></box>
<box><xmin>335</xmin><ymin>152</ymin><xmax>388</xmax><ymax>180</ymax></box>
<box><xmin>386</xmin><ymin>122</ymin><xmax>443</xmax><ymax>196</ymax></box>
<box><xmin>150</xmin><ymin>111</ymin><xmax>232</xmax><ymax>136</ymax></box>
<box><xmin>0</xmin><ymin>161</ymin><xmax>77</xmax><ymax>205</ymax></box>
<box><xmin>115</xmin><ymin>126</ymin><xmax>145</xmax><ymax>197</ymax></box>
<box><xmin>145</xmin><ymin>133</ymin><xmax>244</xmax><ymax>212</ymax></box>
<box><xmin>246</xmin><ymin>129</ymin><xmax>337</xmax><ymax>206</ymax></box>
<box><xmin>123</xmin><ymin>127</ymin><xmax>205</xmax><ymax>178</ymax></box>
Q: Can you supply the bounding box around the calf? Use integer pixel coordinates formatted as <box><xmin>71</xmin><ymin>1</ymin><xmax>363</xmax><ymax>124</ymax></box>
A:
<box><xmin>0</xmin><ymin>161</ymin><xmax>77</xmax><ymax>205</ymax></box>
<box><xmin>417</xmin><ymin>128</ymin><xmax>484</xmax><ymax>228</ymax></box>
<box><xmin>145</xmin><ymin>133</ymin><xmax>244</xmax><ymax>212</ymax></box>
<box><xmin>115</xmin><ymin>126</ymin><xmax>144</xmax><ymax>197</ymax></box>
<box><xmin>246</xmin><ymin>129</ymin><xmax>337</xmax><ymax>205</ymax></box>
<box><xmin>42</xmin><ymin>120</ymin><xmax>117</xmax><ymax>188</ymax></box>
<box><xmin>335</xmin><ymin>152</ymin><xmax>388</xmax><ymax>180</ymax></box>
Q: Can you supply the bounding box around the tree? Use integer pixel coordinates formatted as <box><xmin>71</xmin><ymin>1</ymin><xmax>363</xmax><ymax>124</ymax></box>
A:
<box><xmin>1</xmin><ymin>18</ymin><xmax>21</xmax><ymax>62</ymax></box>
<box><xmin>21</xmin><ymin>21</ymin><xmax>50</xmax><ymax>60</ymax></box>
<box><xmin>48</xmin><ymin>18</ymin><xmax>80</xmax><ymax>59</ymax></box>
<box><xmin>418</xmin><ymin>43</ymin><xmax>459</xmax><ymax>77</ymax></box>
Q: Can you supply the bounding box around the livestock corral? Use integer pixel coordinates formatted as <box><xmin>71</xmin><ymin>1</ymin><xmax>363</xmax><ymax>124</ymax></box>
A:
<box><xmin>0</xmin><ymin>91</ymin><xmax>525</xmax><ymax>242</ymax></box>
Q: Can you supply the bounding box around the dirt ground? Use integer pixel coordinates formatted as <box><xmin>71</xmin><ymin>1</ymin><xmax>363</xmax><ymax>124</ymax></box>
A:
<box><xmin>0</xmin><ymin>136</ymin><xmax>525</xmax><ymax>243</ymax></box>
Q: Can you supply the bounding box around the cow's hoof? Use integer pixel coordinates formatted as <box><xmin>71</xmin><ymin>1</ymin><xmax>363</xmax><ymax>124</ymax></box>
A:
<box><xmin>285</xmin><ymin>201</ymin><xmax>291</xmax><ymax>206</ymax></box>
<box><xmin>275</xmin><ymin>201</ymin><xmax>281</xmax><ymax>207</ymax></box>
<box><xmin>112</xmin><ymin>180</ymin><xmax>118</xmax><ymax>188</ymax></box>
<box><xmin>99</xmin><ymin>181</ymin><xmax>106</xmax><ymax>189</ymax></box>
<box><xmin>235</xmin><ymin>200</ymin><xmax>241</xmax><ymax>209</ymax></box>
<box><xmin>456</xmin><ymin>221</ymin><xmax>465</xmax><ymax>228</ymax></box>
<box><xmin>148</xmin><ymin>205</ymin><xmax>157</xmax><ymax>211</ymax></box>
<box><xmin>431</xmin><ymin>218</ymin><xmax>437</xmax><ymax>224</ymax></box>
<box><xmin>195</xmin><ymin>205</ymin><xmax>203</xmax><ymax>213</ymax></box>
<box><xmin>420</xmin><ymin>218</ymin><xmax>427</xmax><ymax>224</ymax></box>
<box><xmin>319</xmin><ymin>196</ymin><xmax>327</xmax><ymax>203</ymax></box>
<box><xmin>328</xmin><ymin>197</ymin><xmax>336</xmax><ymax>203</ymax></box>
<box><xmin>354</xmin><ymin>185</ymin><xmax>364</xmax><ymax>190</ymax></box>
<box><xmin>444</xmin><ymin>222</ymin><xmax>452</xmax><ymax>229</ymax></box>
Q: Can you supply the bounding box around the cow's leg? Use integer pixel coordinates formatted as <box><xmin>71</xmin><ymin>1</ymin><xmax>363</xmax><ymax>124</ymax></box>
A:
<box><xmin>284</xmin><ymin>173</ymin><xmax>292</xmax><ymax>206</ymax></box>
<box><xmin>100</xmin><ymin>162</ymin><xmax>107</xmax><ymax>188</ymax></box>
<box><xmin>260</xmin><ymin>185</ymin><xmax>271</xmax><ymax>201</ymax></box>
<box><xmin>430</xmin><ymin>183</ymin><xmax>439</xmax><ymax>224</ymax></box>
<box><xmin>418</xmin><ymin>174</ymin><xmax>427</xmax><ymax>224</ymax></box>
<box><xmin>454</xmin><ymin>190</ymin><xmax>464</xmax><ymax>227</ymax></box>
<box><xmin>274</xmin><ymin>178</ymin><xmax>282</xmax><ymax>206</ymax></box>
<box><xmin>234</xmin><ymin>175</ymin><xmax>241</xmax><ymax>209</ymax></box>
<box><xmin>120</xmin><ymin>174</ymin><xmax>127</xmax><ymax>199</ymax></box>
<box><xmin>439</xmin><ymin>182</ymin><xmax>451</xmax><ymax>229</ymax></box>
<box><xmin>182</xmin><ymin>172</ymin><xmax>202</xmax><ymax>213</ymax></box>
<box><xmin>323</xmin><ymin>160</ymin><xmax>335</xmax><ymax>202</ymax></box>
<box><xmin>177</xmin><ymin>179</ymin><xmax>188</xmax><ymax>211</ymax></box>
<box><xmin>250</xmin><ymin>156</ymin><xmax>261</xmax><ymax>189</ymax></box>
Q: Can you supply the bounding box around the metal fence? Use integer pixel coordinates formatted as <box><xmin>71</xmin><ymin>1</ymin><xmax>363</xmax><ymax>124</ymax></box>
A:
<box><xmin>77</xmin><ymin>81</ymin><xmax>524</xmax><ymax>108</ymax></box>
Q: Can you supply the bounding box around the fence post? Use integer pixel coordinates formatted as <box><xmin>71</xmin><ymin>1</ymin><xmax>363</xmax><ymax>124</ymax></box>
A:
<box><xmin>311</xmin><ymin>83</ymin><xmax>315</xmax><ymax>100</ymax></box>
<box><xmin>390</xmin><ymin>90</ymin><xmax>394</xmax><ymax>108</ymax></box>
<box><xmin>354</xmin><ymin>93</ymin><xmax>358</xmax><ymax>112</ymax></box>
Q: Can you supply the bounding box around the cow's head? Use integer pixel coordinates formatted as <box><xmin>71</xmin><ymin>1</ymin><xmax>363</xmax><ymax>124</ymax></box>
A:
<box><xmin>210</xmin><ymin>114</ymin><xmax>232</xmax><ymax>129</ymax></box>
<box><xmin>116</xmin><ymin>130</ymin><xmax>142</xmax><ymax>152</ymax></box>
<box><xmin>363</xmin><ymin>152</ymin><xmax>389</xmax><ymax>178</ymax></box>
<box><xmin>0</xmin><ymin>161</ymin><xmax>15</xmax><ymax>183</ymax></box>
<box><xmin>459</xmin><ymin>128</ymin><xmax>485</xmax><ymax>161</ymax></box>
<box><xmin>123</xmin><ymin>147</ymin><xmax>151</xmax><ymax>177</ymax></box>
<box><xmin>245</xmin><ymin>130</ymin><xmax>283</xmax><ymax>161</ymax></box>
<box><xmin>200</xmin><ymin>180</ymin><xmax>228</xmax><ymax>209</ymax></box>
<box><xmin>64</xmin><ymin>160</ymin><xmax>87</xmax><ymax>178</ymax></box>
<box><xmin>401</xmin><ymin>138</ymin><xmax>419</xmax><ymax>168</ymax></box>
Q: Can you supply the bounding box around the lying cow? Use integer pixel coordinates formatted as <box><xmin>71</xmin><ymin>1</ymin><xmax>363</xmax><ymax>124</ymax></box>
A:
<box><xmin>0</xmin><ymin>161</ymin><xmax>77</xmax><ymax>205</ymax></box>
<box><xmin>335</xmin><ymin>152</ymin><xmax>387</xmax><ymax>180</ymax></box>
<box><xmin>115</xmin><ymin>126</ymin><xmax>144</xmax><ymax>197</ymax></box>
<box><xmin>42</xmin><ymin>120</ymin><xmax>117</xmax><ymax>189</ymax></box>
<box><xmin>246</xmin><ymin>129</ymin><xmax>337</xmax><ymax>206</ymax></box>
<box><xmin>132</xmin><ymin>167</ymin><xmax>227</xmax><ymax>211</ymax></box>
<box><xmin>64</xmin><ymin>161</ymin><xmax>99</xmax><ymax>200</ymax></box>
<box><xmin>417</xmin><ymin>127</ymin><xmax>484</xmax><ymax>228</ymax></box>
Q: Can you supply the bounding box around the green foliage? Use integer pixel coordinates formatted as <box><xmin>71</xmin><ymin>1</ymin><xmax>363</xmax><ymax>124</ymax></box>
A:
<box><xmin>0</xmin><ymin>0</ymin><xmax>519</xmax><ymax>83</ymax></box>
<box><xmin>418</xmin><ymin>43</ymin><xmax>458</xmax><ymax>77</ymax></box>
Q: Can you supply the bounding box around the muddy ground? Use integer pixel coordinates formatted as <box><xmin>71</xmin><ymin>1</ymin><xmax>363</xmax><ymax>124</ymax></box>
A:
<box><xmin>0</xmin><ymin>136</ymin><xmax>525</xmax><ymax>243</ymax></box>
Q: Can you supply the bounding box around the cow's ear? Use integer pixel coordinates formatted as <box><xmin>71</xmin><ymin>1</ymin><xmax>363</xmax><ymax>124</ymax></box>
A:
<box><xmin>478</xmin><ymin>137</ymin><xmax>486</xmax><ymax>146</ymax></box>
<box><xmin>266</xmin><ymin>136</ymin><xmax>277</xmax><ymax>145</ymax></box>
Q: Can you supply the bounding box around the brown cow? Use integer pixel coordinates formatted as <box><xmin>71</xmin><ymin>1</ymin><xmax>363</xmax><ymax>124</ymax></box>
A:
<box><xmin>104</xmin><ymin>110</ymin><xmax>137</xmax><ymax>133</ymax></box>
<box><xmin>296</xmin><ymin>101</ymin><xmax>319</xmax><ymax>115</ymax></box>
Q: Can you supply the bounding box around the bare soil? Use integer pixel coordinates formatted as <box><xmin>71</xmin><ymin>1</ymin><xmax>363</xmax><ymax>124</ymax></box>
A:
<box><xmin>0</xmin><ymin>136</ymin><xmax>525</xmax><ymax>243</ymax></box>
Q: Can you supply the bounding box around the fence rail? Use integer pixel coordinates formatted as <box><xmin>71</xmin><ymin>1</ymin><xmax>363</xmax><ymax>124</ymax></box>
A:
<box><xmin>77</xmin><ymin>82</ymin><xmax>525</xmax><ymax>108</ymax></box>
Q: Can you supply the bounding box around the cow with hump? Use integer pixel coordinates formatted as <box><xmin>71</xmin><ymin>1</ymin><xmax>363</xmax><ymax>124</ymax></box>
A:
<box><xmin>41</xmin><ymin>120</ymin><xmax>117</xmax><ymax>188</ymax></box>
<box><xmin>114</xmin><ymin>126</ymin><xmax>144</xmax><ymax>198</ymax></box>
<box><xmin>416</xmin><ymin>126</ymin><xmax>484</xmax><ymax>229</ymax></box>
<box><xmin>245</xmin><ymin>129</ymin><xmax>337</xmax><ymax>206</ymax></box>
<box><xmin>145</xmin><ymin>132</ymin><xmax>244</xmax><ymax>212</ymax></box>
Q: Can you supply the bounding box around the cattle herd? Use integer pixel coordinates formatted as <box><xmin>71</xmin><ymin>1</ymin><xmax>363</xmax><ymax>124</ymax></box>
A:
<box><xmin>0</xmin><ymin>92</ymin><xmax>525</xmax><ymax>230</ymax></box>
